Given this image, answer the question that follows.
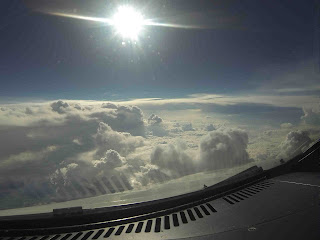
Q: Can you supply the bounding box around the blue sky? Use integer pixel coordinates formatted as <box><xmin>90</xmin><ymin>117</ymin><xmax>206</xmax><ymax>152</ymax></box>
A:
<box><xmin>0</xmin><ymin>0</ymin><xmax>318</xmax><ymax>100</ymax></box>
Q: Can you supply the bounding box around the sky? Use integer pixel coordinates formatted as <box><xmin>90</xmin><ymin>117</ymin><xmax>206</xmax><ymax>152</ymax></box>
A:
<box><xmin>0</xmin><ymin>0</ymin><xmax>318</xmax><ymax>100</ymax></box>
<box><xmin>0</xmin><ymin>0</ymin><xmax>320</xmax><ymax>211</ymax></box>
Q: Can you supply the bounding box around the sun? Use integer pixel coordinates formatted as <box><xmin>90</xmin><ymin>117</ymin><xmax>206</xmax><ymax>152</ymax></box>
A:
<box><xmin>111</xmin><ymin>6</ymin><xmax>145</xmax><ymax>40</ymax></box>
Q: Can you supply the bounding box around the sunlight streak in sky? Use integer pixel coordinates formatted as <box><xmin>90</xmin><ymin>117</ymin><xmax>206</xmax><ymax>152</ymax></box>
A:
<box><xmin>45</xmin><ymin>11</ymin><xmax>207</xmax><ymax>31</ymax></box>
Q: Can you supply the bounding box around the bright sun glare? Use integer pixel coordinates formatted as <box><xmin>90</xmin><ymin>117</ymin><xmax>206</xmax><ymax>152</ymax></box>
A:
<box><xmin>111</xmin><ymin>6</ymin><xmax>144</xmax><ymax>40</ymax></box>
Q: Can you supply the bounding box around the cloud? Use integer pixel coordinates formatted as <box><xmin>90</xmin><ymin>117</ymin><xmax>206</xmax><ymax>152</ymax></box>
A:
<box><xmin>170</xmin><ymin>127</ymin><xmax>183</xmax><ymax>133</ymax></box>
<box><xmin>280</xmin><ymin>123</ymin><xmax>293</xmax><ymax>128</ymax></box>
<box><xmin>278</xmin><ymin>130</ymin><xmax>312</xmax><ymax>160</ymax></box>
<box><xmin>1</xmin><ymin>98</ymin><xmax>318</xmax><ymax>208</ymax></box>
<box><xmin>101</xmin><ymin>102</ymin><xmax>118</xmax><ymax>109</ymax></box>
<box><xmin>74</xmin><ymin>104</ymin><xmax>82</xmax><ymax>110</ymax></box>
<box><xmin>301</xmin><ymin>106</ymin><xmax>320</xmax><ymax>125</ymax></box>
<box><xmin>199</xmin><ymin>128</ymin><xmax>252</xmax><ymax>170</ymax></box>
<box><xmin>50</xmin><ymin>100</ymin><xmax>70</xmax><ymax>114</ymax></box>
<box><xmin>182</xmin><ymin>123</ymin><xmax>195</xmax><ymax>131</ymax></box>
<box><xmin>94</xmin><ymin>122</ymin><xmax>144</xmax><ymax>158</ymax></box>
<box><xmin>90</xmin><ymin>104</ymin><xmax>146</xmax><ymax>136</ymax></box>
<box><xmin>151</xmin><ymin>142</ymin><xmax>196</xmax><ymax>177</ymax></box>
<box><xmin>148</xmin><ymin>114</ymin><xmax>163</xmax><ymax>125</ymax></box>
<box><xmin>147</xmin><ymin>125</ymin><xmax>168</xmax><ymax>137</ymax></box>
<box><xmin>147</xmin><ymin>113</ymin><xmax>168</xmax><ymax>137</ymax></box>
<box><xmin>257</xmin><ymin>129</ymin><xmax>314</xmax><ymax>169</ymax></box>
<box><xmin>150</xmin><ymin>128</ymin><xmax>253</xmax><ymax>178</ymax></box>
<box><xmin>0</xmin><ymin>102</ymin><xmax>146</xmax><ymax>192</ymax></box>
<box><xmin>133</xmin><ymin>164</ymin><xmax>170</xmax><ymax>187</ymax></box>
<box><xmin>117</xmin><ymin>93</ymin><xmax>319</xmax><ymax>110</ymax></box>
<box><xmin>93</xmin><ymin>149</ymin><xmax>126</xmax><ymax>169</ymax></box>
<box><xmin>204</xmin><ymin>123</ymin><xmax>216</xmax><ymax>131</ymax></box>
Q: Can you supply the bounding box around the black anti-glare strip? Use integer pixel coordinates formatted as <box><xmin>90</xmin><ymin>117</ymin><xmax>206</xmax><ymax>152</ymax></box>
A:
<box><xmin>243</xmin><ymin>188</ymin><xmax>257</xmax><ymax>194</ymax></box>
<box><xmin>187</xmin><ymin>209</ymin><xmax>196</xmax><ymax>221</ymax></box>
<box><xmin>223</xmin><ymin>181</ymin><xmax>274</xmax><ymax>205</ymax></box>
<box><xmin>250</xmin><ymin>185</ymin><xmax>264</xmax><ymax>191</ymax></box>
<box><xmin>223</xmin><ymin>197</ymin><xmax>234</xmax><ymax>204</ymax></box>
<box><xmin>172</xmin><ymin>213</ymin><xmax>179</xmax><ymax>226</ymax></box>
<box><xmin>245</xmin><ymin>187</ymin><xmax>259</xmax><ymax>193</ymax></box>
<box><xmin>39</xmin><ymin>236</ymin><xmax>49</xmax><ymax>240</ymax></box>
<box><xmin>193</xmin><ymin>207</ymin><xmax>203</xmax><ymax>218</ymax></box>
<box><xmin>155</xmin><ymin>218</ymin><xmax>161</xmax><ymax>232</ymax></box>
<box><xmin>227</xmin><ymin>195</ymin><xmax>240</xmax><ymax>203</ymax></box>
<box><xmin>180</xmin><ymin>211</ymin><xmax>188</xmax><ymax>224</ymax></box>
<box><xmin>125</xmin><ymin>224</ymin><xmax>134</xmax><ymax>233</ymax></box>
<box><xmin>60</xmin><ymin>233</ymin><xmax>72</xmax><ymax>240</ymax></box>
<box><xmin>81</xmin><ymin>231</ymin><xmax>93</xmax><ymax>240</ymax></box>
<box><xmin>164</xmin><ymin>215</ymin><xmax>170</xmax><ymax>229</ymax></box>
<box><xmin>248</xmin><ymin>186</ymin><xmax>261</xmax><ymax>191</ymax></box>
<box><xmin>231</xmin><ymin>193</ymin><xmax>244</xmax><ymax>201</ymax></box>
<box><xmin>135</xmin><ymin>222</ymin><xmax>144</xmax><ymax>233</ymax></box>
<box><xmin>70</xmin><ymin>232</ymin><xmax>82</xmax><ymax>240</ymax></box>
<box><xmin>236</xmin><ymin>192</ymin><xmax>249</xmax><ymax>198</ymax></box>
<box><xmin>200</xmin><ymin>205</ymin><xmax>210</xmax><ymax>215</ymax></box>
<box><xmin>104</xmin><ymin>228</ymin><xmax>114</xmax><ymax>238</ymax></box>
<box><xmin>206</xmin><ymin>203</ymin><xmax>217</xmax><ymax>212</ymax></box>
<box><xmin>92</xmin><ymin>230</ymin><xmax>104</xmax><ymax>239</ymax></box>
<box><xmin>253</xmin><ymin>184</ymin><xmax>268</xmax><ymax>189</ymax></box>
<box><xmin>240</xmin><ymin>189</ymin><xmax>254</xmax><ymax>196</ymax></box>
<box><xmin>115</xmin><ymin>226</ymin><xmax>125</xmax><ymax>236</ymax></box>
<box><xmin>258</xmin><ymin>182</ymin><xmax>273</xmax><ymax>186</ymax></box>
<box><xmin>145</xmin><ymin>220</ymin><xmax>153</xmax><ymax>232</ymax></box>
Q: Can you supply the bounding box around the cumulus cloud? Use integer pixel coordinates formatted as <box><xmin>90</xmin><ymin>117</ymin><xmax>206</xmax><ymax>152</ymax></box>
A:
<box><xmin>101</xmin><ymin>102</ymin><xmax>118</xmax><ymax>109</ymax></box>
<box><xmin>133</xmin><ymin>164</ymin><xmax>170</xmax><ymax>187</ymax></box>
<box><xmin>93</xmin><ymin>149</ymin><xmax>126</xmax><ymax>169</ymax></box>
<box><xmin>74</xmin><ymin>104</ymin><xmax>82</xmax><ymax>110</ymax></box>
<box><xmin>170</xmin><ymin>127</ymin><xmax>183</xmax><ymax>133</ymax></box>
<box><xmin>257</xmin><ymin>130</ymin><xmax>313</xmax><ymax>169</ymax></box>
<box><xmin>199</xmin><ymin>128</ymin><xmax>252</xmax><ymax>170</ymax></box>
<box><xmin>0</xmin><ymin>101</ymin><xmax>147</xmax><ymax>205</ymax></box>
<box><xmin>90</xmin><ymin>104</ymin><xmax>145</xmax><ymax>136</ymax></box>
<box><xmin>182</xmin><ymin>123</ymin><xmax>195</xmax><ymax>131</ymax></box>
<box><xmin>151</xmin><ymin>142</ymin><xmax>196</xmax><ymax>177</ymax></box>
<box><xmin>147</xmin><ymin>113</ymin><xmax>168</xmax><ymax>137</ymax></box>
<box><xmin>278</xmin><ymin>130</ymin><xmax>312</xmax><ymax>160</ymax></box>
<box><xmin>204</xmin><ymin>123</ymin><xmax>216</xmax><ymax>131</ymax></box>
<box><xmin>301</xmin><ymin>106</ymin><xmax>320</xmax><ymax>125</ymax></box>
<box><xmin>148</xmin><ymin>114</ymin><xmax>163</xmax><ymax>125</ymax></box>
<box><xmin>50</xmin><ymin>100</ymin><xmax>70</xmax><ymax>114</ymax></box>
<box><xmin>25</xmin><ymin>107</ymin><xmax>34</xmax><ymax>115</ymax></box>
<box><xmin>147</xmin><ymin>125</ymin><xmax>168</xmax><ymax>137</ymax></box>
<box><xmin>94</xmin><ymin>122</ymin><xmax>144</xmax><ymax>158</ymax></box>
<box><xmin>149</xmin><ymin>128</ymin><xmax>253</xmax><ymax>179</ymax></box>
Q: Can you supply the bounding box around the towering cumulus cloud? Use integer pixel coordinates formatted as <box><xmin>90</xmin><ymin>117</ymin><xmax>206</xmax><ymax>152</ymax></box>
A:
<box><xmin>147</xmin><ymin>113</ymin><xmax>168</xmax><ymax>137</ymax></box>
<box><xmin>148</xmin><ymin>114</ymin><xmax>163</xmax><ymax>125</ymax></box>
<box><xmin>278</xmin><ymin>130</ymin><xmax>312</xmax><ymax>160</ymax></box>
<box><xmin>151</xmin><ymin>142</ymin><xmax>196</xmax><ymax>177</ymax></box>
<box><xmin>199</xmin><ymin>129</ymin><xmax>251</xmax><ymax>170</ymax></box>
<box><xmin>301</xmin><ymin>106</ymin><xmax>320</xmax><ymax>125</ymax></box>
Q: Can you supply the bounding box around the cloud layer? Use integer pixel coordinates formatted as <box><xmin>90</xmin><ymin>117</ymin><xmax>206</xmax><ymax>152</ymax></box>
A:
<box><xmin>0</xmin><ymin>98</ymin><xmax>318</xmax><ymax>209</ymax></box>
